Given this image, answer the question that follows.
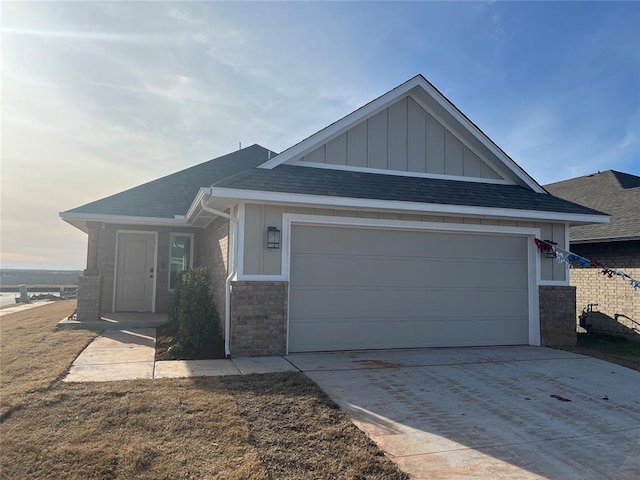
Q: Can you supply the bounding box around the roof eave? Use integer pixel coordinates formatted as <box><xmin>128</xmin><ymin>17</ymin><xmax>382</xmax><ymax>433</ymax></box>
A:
<box><xmin>209</xmin><ymin>187</ymin><xmax>610</xmax><ymax>225</ymax></box>
<box><xmin>59</xmin><ymin>211</ymin><xmax>190</xmax><ymax>233</ymax></box>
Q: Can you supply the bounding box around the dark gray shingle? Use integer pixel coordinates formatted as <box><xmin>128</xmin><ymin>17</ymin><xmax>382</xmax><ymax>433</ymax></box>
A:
<box><xmin>545</xmin><ymin>170</ymin><xmax>640</xmax><ymax>242</ymax></box>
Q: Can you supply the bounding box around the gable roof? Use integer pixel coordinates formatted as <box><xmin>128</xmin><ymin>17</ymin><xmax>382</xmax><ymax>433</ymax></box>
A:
<box><xmin>545</xmin><ymin>170</ymin><xmax>640</xmax><ymax>243</ymax></box>
<box><xmin>258</xmin><ymin>75</ymin><xmax>545</xmax><ymax>193</ymax></box>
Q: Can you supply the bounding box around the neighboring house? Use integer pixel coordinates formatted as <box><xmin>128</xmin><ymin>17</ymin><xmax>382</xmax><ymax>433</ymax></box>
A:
<box><xmin>60</xmin><ymin>75</ymin><xmax>608</xmax><ymax>356</ymax></box>
<box><xmin>546</xmin><ymin>171</ymin><xmax>639</xmax><ymax>339</ymax></box>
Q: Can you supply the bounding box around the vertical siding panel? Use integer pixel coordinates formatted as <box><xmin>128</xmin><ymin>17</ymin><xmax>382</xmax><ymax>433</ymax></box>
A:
<box><xmin>408</xmin><ymin>97</ymin><xmax>427</xmax><ymax>173</ymax></box>
<box><xmin>379</xmin><ymin>212</ymin><xmax>401</xmax><ymax>220</ymax></box>
<box><xmin>243</xmin><ymin>204</ymin><xmax>264</xmax><ymax>275</ymax></box>
<box><xmin>334</xmin><ymin>210</ymin><xmax>358</xmax><ymax>217</ymax></box>
<box><xmin>422</xmin><ymin>215</ymin><xmax>445</xmax><ymax>223</ymax></box>
<box><xmin>552</xmin><ymin>223</ymin><xmax>567</xmax><ymax>281</ymax></box>
<box><xmin>445</xmin><ymin>131</ymin><xmax>464</xmax><ymax>176</ymax></box>
<box><xmin>326</xmin><ymin>132</ymin><xmax>348</xmax><ymax>165</ymax></box>
<box><xmin>388</xmin><ymin>98</ymin><xmax>408</xmax><ymax>171</ymax></box>
<box><xmin>427</xmin><ymin>115</ymin><xmax>445</xmax><ymax>174</ymax></box>
<box><xmin>482</xmin><ymin>162</ymin><xmax>503</xmax><ymax>180</ymax></box>
<box><xmin>367</xmin><ymin>109</ymin><xmax>388</xmax><ymax>169</ymax></box>
<box><xmin>539</xmin><ymin>223</ymin><xmax>553</xmax><ymax>281</ymax></box>
<box><xmin>347</xmin><ymin>122</ymin><xmax>368</xmax><ymax>167</ymax></box>
<box><xmin>463</xmin><ymin>147</ymin><xmax>483</xmax><ymax>177</ymax></box>
<box><xmin>481</xmin><ymin>218</ymin><xmax>500</xmax><ymax>226</ymax></box>
<box><xmin>358</xmin><ymin>211</ymin><xmax>379</xmax><ymax>219</ymax></box>
<box><xmin>304</xmin><ymin>145</ymin><xmax>326</xmax><ymax>164</ymax></box>
<box><xmin>262</xmin><ymin>206</ymin><xmax>284</xmax><ymax>275</ymax></box>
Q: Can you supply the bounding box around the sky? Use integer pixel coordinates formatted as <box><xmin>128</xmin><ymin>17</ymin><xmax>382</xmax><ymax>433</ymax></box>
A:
<box><xmin>1</xmin><ymin>1</ymin><xmax>639</xmax><ymax>270</ymax></box>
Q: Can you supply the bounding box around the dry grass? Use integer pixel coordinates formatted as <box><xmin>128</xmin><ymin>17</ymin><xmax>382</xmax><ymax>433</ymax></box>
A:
<box><xmin>0</xmin><ymin>302</ymin><xmax>408</xmax><ymax>479</ymax></box>
<box><xmin>561</xmin><ymin>333</ymin><xmax>640</xmax><ymax>372</ymax></box>
<box><xmin>0</xmin><ymin>300</ymin><xmax>95</xmax><ymax>417</ymax></box>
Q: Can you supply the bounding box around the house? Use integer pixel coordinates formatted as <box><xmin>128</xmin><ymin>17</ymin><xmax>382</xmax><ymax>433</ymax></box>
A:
<box><xmin>60</xmin><ymin>75</ymin><xmax>609</xmax><ymax>356</ymax></box>
<box><xmin>545</xmin><ymin>171</ymin><xmax>639</xmax><ymax>338</ymax></box>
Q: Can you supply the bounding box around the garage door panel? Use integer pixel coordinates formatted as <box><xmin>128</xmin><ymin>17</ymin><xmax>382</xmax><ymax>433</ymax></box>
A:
<box><xmin>290</xmin><ymin>316</ymin><xmax>529</xmax><ymax>352</ymax></box>
<box><xmin>290</xmin><ymin>287</ymin><xmax>528</xmax><ymax>319</ymax></box>
<box><xmin>292</xmin><ymin>255</ymin><xmax>527</xmax><ymax>289</ymax></box>
<box><xmin>289</xmin><ymin>225</ymin><xmax>530</xmax><ymax>352</ymax></box>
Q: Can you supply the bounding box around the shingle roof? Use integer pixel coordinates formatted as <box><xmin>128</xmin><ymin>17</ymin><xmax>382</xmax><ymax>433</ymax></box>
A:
<box><xmin>64</xmin><ymin>144</ymin><xmax>274</xmax><ymax>218</ymax></box>
<box><xmin>64</xmin><ymin>144</ymin><xmax>605</xmax><ymax>221</ymax></box>
<box><xmin>545</xmin><ymin>170</ymin><xmax>640</xmax><ymax>242</ymax></box>
<box><xmin>213</xmin><ymin>164</ymin><xmax>603</xmax><ymax>216</ymax></box>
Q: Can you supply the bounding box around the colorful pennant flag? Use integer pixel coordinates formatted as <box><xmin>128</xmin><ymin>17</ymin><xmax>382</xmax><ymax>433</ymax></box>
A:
<box><xmin>535</xmin><ymin>238</ymin><xmax>639</xmax><ymax>290</ymax></box>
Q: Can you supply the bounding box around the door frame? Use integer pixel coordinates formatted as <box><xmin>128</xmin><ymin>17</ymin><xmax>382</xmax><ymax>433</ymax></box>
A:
<box><xmin>282</xmin><ymin>213</ymin><xmax>542</xmax><ymax>353</ymax></box>
<box><xmin>112</xmin><ymin>230</ymin><xmax>159</xmax><ymax>313</ymax></box>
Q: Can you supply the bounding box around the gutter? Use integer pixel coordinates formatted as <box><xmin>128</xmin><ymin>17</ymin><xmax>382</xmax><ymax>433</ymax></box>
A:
<box><xmin>199</xmin><ymin>196</ymin><xmax>236</xmax><ymax>358</ymax></box>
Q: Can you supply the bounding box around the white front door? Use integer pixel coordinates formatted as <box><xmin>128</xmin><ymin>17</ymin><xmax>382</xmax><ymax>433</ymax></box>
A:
<box><xmin>115</xmin><ymin>232</ymin><xmax>156</xmax><ymax>312</ymax></box>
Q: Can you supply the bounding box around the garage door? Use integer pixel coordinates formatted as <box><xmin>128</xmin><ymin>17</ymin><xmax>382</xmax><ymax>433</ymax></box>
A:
<box><xmin>289</xmin><ymin>225</ymin><xmax>529</xmax><ymax>352</ymax></box>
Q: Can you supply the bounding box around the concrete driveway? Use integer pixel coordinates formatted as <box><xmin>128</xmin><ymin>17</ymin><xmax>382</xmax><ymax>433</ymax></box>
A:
<box><xmin>286</xmin><ymin>346</ymin><xmax>640</xmax><ymax>480</ymax></box>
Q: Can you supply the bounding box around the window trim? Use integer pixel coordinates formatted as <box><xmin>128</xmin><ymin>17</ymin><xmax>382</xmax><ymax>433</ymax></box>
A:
<box><xmin>168</xmin><ymin>232</ymin><xmax>194</xmax><ymax>291</ymax></box>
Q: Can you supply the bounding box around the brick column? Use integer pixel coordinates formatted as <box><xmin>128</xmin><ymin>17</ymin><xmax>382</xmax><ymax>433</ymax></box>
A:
<box><xmin>76</xmin><ymin>276</ymin><xmax>103</xmax><ymax>322</ymax></box>
<box><xmin>230</xmin><ymin>281</ymin><xmax>288</xmax><ymax>356</ymax></box>
<box><xmin>539</xmin><ymin>285</ymin><xmax>576</xmax><ymax>347</ymax></box>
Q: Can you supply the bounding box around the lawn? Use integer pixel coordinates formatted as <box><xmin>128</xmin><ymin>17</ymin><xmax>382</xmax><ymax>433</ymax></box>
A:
<box><xmin>0</xmin><ymin>301</ymin><xmax>408</xmax><ymax>479</ymax></box>
<box><xmin>562</xmin><ymin>332</ymin><xmax>640</xmax><ymax>372</ymax></box>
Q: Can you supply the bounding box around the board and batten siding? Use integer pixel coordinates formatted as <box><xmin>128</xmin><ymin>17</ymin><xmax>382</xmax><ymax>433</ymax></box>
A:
<box><xmin>294</xmin><ymin>96</ymin><xmax>503</xmax><ymax>180</ymax></box>
<box><xmin>241</xmin><ymin>204</ymin><xmax>566</xmax><ymax>282</ymax></box>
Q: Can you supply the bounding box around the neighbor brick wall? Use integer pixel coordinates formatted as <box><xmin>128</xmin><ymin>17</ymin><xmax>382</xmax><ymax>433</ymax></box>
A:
<box><xmin>570</xmin><ymin>241</ymin><xmax>639</xmax><ymax>338</ymax></box>
<box><xmin>230</xmin><ymin>281</ymin><xmax>288</xmax><ymax>356</ymax></box>
<box><xmin>196</xmin><ymin>216</ymin><xmax>229</xmax><ymax>335</ymax></box>
<box><xmin>539</xmin><ymin>285</ymin><xmax>577</xmax><ymax>347</ymax></box>
<box><xmin>76</xmin><ymin>275</ymin><xmax>102</xmax><ymax>321</ymax></box>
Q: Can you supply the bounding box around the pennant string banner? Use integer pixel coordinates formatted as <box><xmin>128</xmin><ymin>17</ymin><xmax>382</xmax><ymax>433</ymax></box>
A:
<box><xmin>534</xmin><ymin>238</ymin><xmax>639</xmax><ymax>290</ymax></box>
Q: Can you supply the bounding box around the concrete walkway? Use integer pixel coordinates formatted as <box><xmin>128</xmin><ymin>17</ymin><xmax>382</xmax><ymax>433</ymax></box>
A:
<box><xmin>0</xmin><ymin>300</ymin><xmax>55</xmax><ymax>316</ymax></box>
<box><xmin>64</xmin><ymin>329</ymin><xmax>297</xmax><ymax>382</ymax></box>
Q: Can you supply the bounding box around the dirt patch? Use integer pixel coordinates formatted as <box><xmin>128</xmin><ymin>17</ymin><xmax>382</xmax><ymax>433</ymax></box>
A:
<box><xmin>154</xmin><ymin>321</ymin><xmax>225</xmax><ymax>361</ymax></box>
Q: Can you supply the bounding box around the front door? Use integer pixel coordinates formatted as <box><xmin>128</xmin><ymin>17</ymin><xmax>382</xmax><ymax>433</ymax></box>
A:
<box><xmin>115</xmin><ymin>232</ymin><xmax>156</xmax><ymax>312</ymax></box>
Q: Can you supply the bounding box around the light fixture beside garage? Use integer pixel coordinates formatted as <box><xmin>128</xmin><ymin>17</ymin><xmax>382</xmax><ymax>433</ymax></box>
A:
<box><xmin>267</xmin><ymin>226</ymin><xmax>281</xmax><ymax>249</ymax></box>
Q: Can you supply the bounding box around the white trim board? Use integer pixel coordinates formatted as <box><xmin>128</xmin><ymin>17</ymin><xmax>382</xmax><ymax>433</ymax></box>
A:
<box><xmin>210</xmin><ymin>187</ymin><xmax>610</xmax><ymax>225</ymax></box>
<box><xmin>286</xmin><ymin>160</ymin><xmax>512</xmax><ymax>185</ymax></box>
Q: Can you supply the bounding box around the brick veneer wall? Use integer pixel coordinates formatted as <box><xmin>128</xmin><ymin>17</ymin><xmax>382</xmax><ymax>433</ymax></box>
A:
<box><xmin>570</xmin><ymin>241</ymin><xmax>639</xmax><ymax>338</ymax></box>
<box><xmin>76</xmin><ymin>275</ymin><xmax>102</xmax><ymax>321</ymax></box>
<box><xmin>539</xmin><ymin>285</ymin><xmax>577</xmax><ymax>347</ymax></box>
<box><xmin>196</xmin><ymin>216</ymin><xmax>229</xmax><ymax>335</ymax></box>
<box><xmin>229</xmin><ymin>281</ymin><xmax>288</xmax><ymax>356</ymax></box>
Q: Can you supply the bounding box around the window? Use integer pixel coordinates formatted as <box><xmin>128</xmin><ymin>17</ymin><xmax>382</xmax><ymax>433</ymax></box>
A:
<box><xmin>169</xmin><ymin>234</ymin><xmax>193</xmax><ymax>290</ymax></box>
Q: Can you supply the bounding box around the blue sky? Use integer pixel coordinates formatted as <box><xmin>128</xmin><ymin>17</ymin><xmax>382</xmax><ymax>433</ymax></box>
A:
<box><xmin>1</xmin><ymin>1</ymin><xmax>638</xmax><ymax>269</ymax></box>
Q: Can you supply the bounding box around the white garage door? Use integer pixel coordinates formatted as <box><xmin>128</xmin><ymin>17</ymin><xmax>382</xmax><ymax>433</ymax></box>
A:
<box><xmin>288</xmin><ymin>225</ymin><xmax>530</xmax><ymax>352</ymax></box>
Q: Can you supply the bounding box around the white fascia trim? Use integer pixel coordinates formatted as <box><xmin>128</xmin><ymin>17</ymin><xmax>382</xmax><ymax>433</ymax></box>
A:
<box><xmin>286</xmin><ymin>160</ymin><xmax>512</xmax><ymax>185</ymax></box>
<box><xmin>185</xmin><ymin>187</ymin><xmax>211</xmax><ymax>221</ymax></box>
<box><xmin>209</xmin><ymin>187</ymin><xmax>610</xmax><ymax>225</ymax></box>
<box><xmin>258</xmin><ymin>78</ymin><xmax>423</xmax><ymax>170</ymax></box>
<box><xmin>60</xmin><ymin>212</ymin><xmax>189</xmax><ymax>227</ymax></box>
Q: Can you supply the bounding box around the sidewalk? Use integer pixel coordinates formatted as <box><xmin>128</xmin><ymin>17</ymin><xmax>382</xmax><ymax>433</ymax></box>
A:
<box><xmin>64</xmin><ymin>328</ymin><xmax>298</xmax><ymax>382</ymax></box>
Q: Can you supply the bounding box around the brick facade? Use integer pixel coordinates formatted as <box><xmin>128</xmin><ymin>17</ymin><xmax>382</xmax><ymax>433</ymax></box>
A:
<box><xmin>539</xmin><ymin>285</ymin><xmax>577</xmax><ymax>347</ymax></box>
<box><xmin>570</xmin><ymin>241</ymin><xmax>639</xmax><ymax>339</ymax></box>
<box><xmin>229</xmin><ymin>281</ymin><xmax>288</xmax><ymax>356</ymax></box>
<box><xmin>76</xmin><ymin>275</ymin><xmax>102</xmax><ymax>321</ymax></box>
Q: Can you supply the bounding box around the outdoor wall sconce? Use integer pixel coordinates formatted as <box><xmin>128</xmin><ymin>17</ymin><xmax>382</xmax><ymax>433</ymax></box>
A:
<box><xmin>267</xmin><ymin>226</ymin><xmax>281</xmax><ymax>249</ymax></box>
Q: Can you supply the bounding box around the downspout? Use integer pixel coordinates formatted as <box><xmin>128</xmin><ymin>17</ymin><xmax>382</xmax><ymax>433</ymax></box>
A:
<box><xmin>200</xmin><ymin>197</ymin><xmax>237</xmax><ymax>358</ymax></box>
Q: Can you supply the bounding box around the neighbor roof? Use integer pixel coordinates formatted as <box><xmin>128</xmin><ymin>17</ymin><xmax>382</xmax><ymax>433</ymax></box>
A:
<box><xmin>545</xmin><ymin>170</ymin><xmax>640</xmax><ymax>243</ymax></box>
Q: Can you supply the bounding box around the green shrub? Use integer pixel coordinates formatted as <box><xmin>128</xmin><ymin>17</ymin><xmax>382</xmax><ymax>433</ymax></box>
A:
<box><xmin>168</xmin><ymin>267</ymin><xmax>219</xmax><ymax>348</ymax></box>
